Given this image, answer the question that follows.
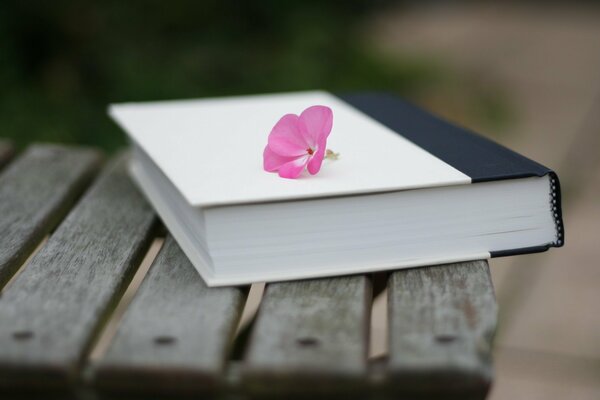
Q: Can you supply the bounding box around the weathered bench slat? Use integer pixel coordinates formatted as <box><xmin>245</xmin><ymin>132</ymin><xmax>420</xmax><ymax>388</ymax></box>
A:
<box><xmin>0</xmin><ymin>144</ymin><xmax>102</xmax><ymax>287</ymax></box>
<box><xmin>387</xmin><ymin>261</ymin><xmax>497</xmax><ymax>399</ymax></box>
<box><xmin>93</xmin><ymin>235</ymin><xmax>247</xmax><ymax>395</ymax></box>
<box><xmin>0</xmin><ymin>155</ymin><xmax>157</xmax><ymax>391</ymax></box>
<box><xmin>243</xmin><ymin>275</ymin><xmax>371</xmax><ymax>396</ymax></box>
<box><xmin>0</xmin><ymin>140</ymin><xmax>15</xmax><ymax>170</ymax></box>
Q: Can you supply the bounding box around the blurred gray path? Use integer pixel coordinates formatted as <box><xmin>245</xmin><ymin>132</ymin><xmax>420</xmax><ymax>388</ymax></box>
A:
<box><xmin>368</xmin><ymin>3</ymin><xmax>600</xmax><ymax>398</ymax></box>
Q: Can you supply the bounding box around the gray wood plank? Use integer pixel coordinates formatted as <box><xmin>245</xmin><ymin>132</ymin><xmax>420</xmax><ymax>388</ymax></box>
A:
<box><xmin>0</xmin><ymin>140</ymin><xmax>15</xmax><ymax>170</ymax></box>
<box><xmin>0</xmin><ymin>144</ymin><xmax>102</xmax><ymax>287</ymax></box>
<box><xmin>92</xmin><ymin>235</ymin><xmax>247</xmax><ymax>396</ymax></box>
<box><xmin>242</xmin><ymin>275</ymin><xmax>371</xmax><ymax>396</ymax></box>
<box><xmin>0</xmin><ymin>155</ymin><xmax>157</xmax><ymax>392</ymax></box>
<box><xmin>387</xmin><ymin>261</ymin><xmax>497</xmax><ymax>399</ymax></box>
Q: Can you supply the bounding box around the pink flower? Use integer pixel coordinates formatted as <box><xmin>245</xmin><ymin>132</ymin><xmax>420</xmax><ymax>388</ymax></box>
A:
<box><xmin>263</xmin><ymin>105</ymin><xmax>333</xmax><ymax>179</ymax></box>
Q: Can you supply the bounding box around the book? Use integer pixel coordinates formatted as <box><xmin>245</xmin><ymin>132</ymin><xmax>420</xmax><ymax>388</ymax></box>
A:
<box><xmin>109</xmin><ymin>91</ymin><xmax>564</xmax><ymax>286</ymax></box>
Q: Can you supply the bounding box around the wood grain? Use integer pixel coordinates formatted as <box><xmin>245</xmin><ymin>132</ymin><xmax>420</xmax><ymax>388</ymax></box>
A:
<box><xmin>0</xmin><ymin>144</ymin><xmax>102</xmax><ymax>287</ymax></box>
<box><xmin>243</xmin><ymin>275</ymin><xmax>371</xmax><ymax>396</ymax></box>
<box><xmin>0</xmin><ymin>155</ymin><xmax>157</xmax><ymax>392</ymax></box>
<box><xmin>92</xmin><ymin>235</ymin><xmax>247</xmax><ymax>395</ymax></box>
<box><xmin>387</xmin><ymin>261</ymin><xmax>497</xmax><ymax>399</ymax></box>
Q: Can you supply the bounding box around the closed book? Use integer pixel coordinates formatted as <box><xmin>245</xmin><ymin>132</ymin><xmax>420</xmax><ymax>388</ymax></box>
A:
<box><xmin>109</xmin><ymin>91</ymin><xmax>564</xmax><ymax>286</ymax></box>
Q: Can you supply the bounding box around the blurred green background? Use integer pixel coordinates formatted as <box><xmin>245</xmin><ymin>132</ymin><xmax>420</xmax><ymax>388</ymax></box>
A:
<box><xmin>0</xmin><ymin>0</ymin><xmax>510</xmax><ymax>152</ymax></box>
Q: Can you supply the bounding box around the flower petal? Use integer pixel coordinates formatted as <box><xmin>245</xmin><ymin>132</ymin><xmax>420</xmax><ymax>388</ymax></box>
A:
<box><xmin>278</xmin><ymin>155</ymin><xmax>309</xmax><ymax>179</ymax></box>
<box><xmin>268</xmin><ymin>114</ymin><xmax>309</xmax><ymax>157</ymax></box>
<box><xmin>307</xmin><ymin>145</ymin><xmax>326</xmax><ymax>175</ymax></box>
<box><xmin>263</xmin><ymin>145</ymin><xmax>297</xmax><ymax>172</ymax></box>
<box><xmin>299</xmin><ymin>105</ymin><xmax>333</xmax><ymax>148</ymax></box>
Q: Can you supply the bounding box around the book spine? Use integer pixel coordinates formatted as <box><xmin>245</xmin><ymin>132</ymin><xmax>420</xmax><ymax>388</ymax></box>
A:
<box><xmin>549</xmin><ymin>171</ymin><xmax>564</xmax><ymax>247</ymax></box>
<box><xmin>337</xmin><ymin>92</ymin><xmax>565</xmax><ymax>250</ymax></box>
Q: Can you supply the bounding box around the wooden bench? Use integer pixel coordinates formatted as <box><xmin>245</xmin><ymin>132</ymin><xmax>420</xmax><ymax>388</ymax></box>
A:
<box><xmin>0</xmin><ymin>143</ymin><xmax>498</xmax><ymax>399</ymax></box>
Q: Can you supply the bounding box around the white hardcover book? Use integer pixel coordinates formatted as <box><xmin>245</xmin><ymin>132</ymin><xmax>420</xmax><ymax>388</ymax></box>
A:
<box><xmin>109</xmin><ymin>91</ymin><xmax>563</xmax><ymax>286</ymax></box>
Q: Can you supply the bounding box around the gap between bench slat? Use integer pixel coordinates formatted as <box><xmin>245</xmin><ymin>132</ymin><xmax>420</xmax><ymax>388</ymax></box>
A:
<box><xmin>0</xmin><ymin>144</ymin><xmax>102</xmax><ymax>287</ymax></box>
<box><xmin>91</xmin><ymin>235</ymin><xmax>247</xmax><ymax>396</ymax></box>
<box><xmin>0</xmin><ymin>154</ymin><xmax>157</xmax><ymax>392</ymax></box>
<box><xmin>242</xmin><ymin>275</ymin><xmax>372</xmax><ymax>397</ymax></box>
<box><xmin>387</xmin><ymin>260</ymin><xmax>497</xmax><ymax>399</ymax></box>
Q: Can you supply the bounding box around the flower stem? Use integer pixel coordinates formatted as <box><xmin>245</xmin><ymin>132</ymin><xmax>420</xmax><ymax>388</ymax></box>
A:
<box><xmin>325</xmin><ymin>149</ymin><xmax>339</xmax><ymax>160</ymax></box>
